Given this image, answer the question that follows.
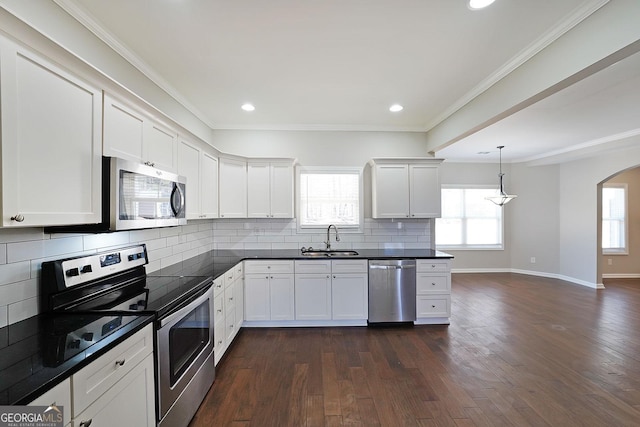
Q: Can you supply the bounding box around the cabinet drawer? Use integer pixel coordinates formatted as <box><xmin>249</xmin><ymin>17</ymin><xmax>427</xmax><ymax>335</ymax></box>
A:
<box><xmin>244</xmin><ymin>260</ymin><xmax>294</xmax><ymax>274</ymax></box>
<box><xmin>214</xmin><ymin>294</ymin><xmax>224</xmax><ymax>325</ymax></box>
<box><xmin>295</xmin><ymin>260</ymin><xmax>331</xmax><ymax>274</ymax></box>
<box><xmin>225</xmin><ymin>285</ymin><xmax>236</xmax><ymax>312</ymax></box>
<box><xmin>214</xmin><ymin>321</ymin><xmax>226</xmax><ymax>365</ymax></box>
<box><xmin>213</xmin><ymin>276</ymin><xmax>224</xmax><ymax>297</ymax></box>
<box><xmin>225</xmin><ymin>308</ymin><xmax>237</xmax><ymax>342</ymax></box>
<box><xmin>416</xmin><ymin>296</ymin><xmax>451</xmax><ymax>318</ymax></box>
<box><xmin>224</xmin><ymin>263</ymin><xmax>243</xmax><ymax>284</ymax></box>
<box><xmin>416</xmin><ymin>274</ymin><xmax>450</xmax><ymax>294</ymax></box>
<box><xmin>331</xmin><ymin>259</ymin><xmax>368</xmax><ymax>273</ymax></box>
<box><xmin>416</xmin><ymin>260</ymin><xmax>450</xmax><ymax>272</ymax></box>
<box><xmin>72</xmin><ymin>324</ymin><xmax>153</xmax><ymax>416</ymax></box>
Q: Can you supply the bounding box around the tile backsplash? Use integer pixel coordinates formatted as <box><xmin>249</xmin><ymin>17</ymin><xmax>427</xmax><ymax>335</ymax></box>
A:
<box><xmin>0</xmin><ymin>218</ymin><xmax>431</xmax><ymax>327</ymax></box>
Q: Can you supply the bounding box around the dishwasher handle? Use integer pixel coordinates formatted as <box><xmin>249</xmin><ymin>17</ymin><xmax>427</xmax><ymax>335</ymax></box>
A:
<box><xmin>369</xmin><ymin>264</ymin><xmax>416</xmax><ymax>270</ymax></box>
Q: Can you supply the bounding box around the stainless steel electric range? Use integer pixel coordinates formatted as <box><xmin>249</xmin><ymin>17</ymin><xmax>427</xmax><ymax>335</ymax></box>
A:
<box><xmin>40</xmin><ymin>244</ymin><xmax>215</xmax><ymax>427</ymax></box>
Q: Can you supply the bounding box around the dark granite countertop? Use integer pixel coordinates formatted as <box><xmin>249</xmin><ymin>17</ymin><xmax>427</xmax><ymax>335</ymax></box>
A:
<box><xmin>147</xmin><ymin>248</ymin><xmax>453</xmax><ymax>281</ymax></box>
<box><xmin>0</xmin><ymin>313</ymin><xmax>154</xmax><ymax>405</ymax></box>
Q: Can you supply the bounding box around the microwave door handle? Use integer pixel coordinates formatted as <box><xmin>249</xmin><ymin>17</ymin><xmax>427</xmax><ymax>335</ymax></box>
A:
<box><xmin>170</xmin><ymin>183</ymin><xmax>185</xmax><ymax>217</ymax></box>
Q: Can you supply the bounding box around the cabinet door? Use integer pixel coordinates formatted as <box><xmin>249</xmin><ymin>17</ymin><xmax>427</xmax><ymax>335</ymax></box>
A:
<box><xmin>178</xmin><ymin>139</ymin><xmax>201</xmax><ymax>219</ymax></box>
<box><xmin>409</xmin><ymin>164</ymin><xmax>441</xmax><ymax>218</ymax></box>
<box><xmin>270</xmin><ymin>163</ymin><xmax>294</xmax><ymax>218</ymax></box>
<box><xmin>332</xmin><ymin>273</ymin><xmax>368</xmax><ymax>320</ymax></box>
<box><xmin>295</xmin><ymin>274</ymin><xmax>332</xmax><ymax>320</ymax></box>
<box><xmin>28</xmin><ymin>378</ymin><xmax>71</xmax><ymax>427</ymax></box>
<box><xmin>144</xmin><ymin>121</ymin><xmax>177</xmax><ymax>173</ymax></box>
<box><xmin>234</xmin><ymin>277</ymin><xmax>244</xmax><ymax>331</ymax></box>
<box><xmin>201</xmin><ymin>152</ymin><xmax>219</xmax><ymax>218</ymax></box>
<box><xmin>103</xmin><ymin>94</ymin><xmax>144</xmax><ymax>162</ymax></box>
<box><xmin>270</xmin><ymin>274</ymin><xmax>295</xmax><ymax>320</ymax></box>
<box><xmin>372</xmin><ymin>164</ymin><xmax>409</xmax><ymax>218</ymax></box>
<box><xmin>73</xmin><ymin>354</ymin><xmax>155</xmax><ymax>427</ymax></box>
<box><xmin>244</xmin><ymin>274</ymin><xmax>270</xmax><ymax>321</ymax></box>
<box><xmin>247</xmin><ymin>162</ymin><xmax>271</xmax><ymax>218</ymax></box>
<box><xmin>219</xmin><ymin>157</ymin><xmax>247</xmax><ymax>218</ymax></box>
<box><xmin>0</xmin><ymin>40</ymin><xmax>102</xmax><ymax>227</ymax></box>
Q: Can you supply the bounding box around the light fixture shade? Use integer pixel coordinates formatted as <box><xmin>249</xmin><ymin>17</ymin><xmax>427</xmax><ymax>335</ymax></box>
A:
<box><xmin>486</xmin><ymin>193</ymin><xmax>517</xmax><ymax>206</ymax></box>
<box><xmin>485</xmin><ymin>146</ymin><xmax>517</xmax><ymax>206</ymax></box>
<box><xmin>469</xmin><ymin>0</ymin><xmax>496</xmax><ymax>10</ymax></box>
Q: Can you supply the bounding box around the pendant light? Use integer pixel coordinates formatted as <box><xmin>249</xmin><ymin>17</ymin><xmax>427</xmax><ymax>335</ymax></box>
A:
<box><xmin>486</xmin><ymin>145</ymin><xmax>517</xmax><ymax>206</ymax></box>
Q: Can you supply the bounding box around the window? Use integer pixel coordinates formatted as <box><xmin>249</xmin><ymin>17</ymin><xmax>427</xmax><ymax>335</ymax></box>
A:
<box><xmin>296</xmin><ymin>167</ymin><xmax>363</xmax><ymax>231</ymax></box>
<box><xmin>602</xmin><ymin>184</ymin><xmax>627</xmax><ymax>254</ymax></box>
<box><xmin>436</xmin><ymin>187</ymin><xmax>503</xmax><ymax>249</ymax></box>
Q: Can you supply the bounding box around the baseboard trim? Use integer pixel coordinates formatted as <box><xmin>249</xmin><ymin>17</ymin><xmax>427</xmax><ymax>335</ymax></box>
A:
<box><xmin>602</xmin><ymin>273</ymin><xmax>640</xmax><ymax>279</ymax></box>
<box><xmin>451</xmin><ymin>268</ymin><xmax>603</xmax><ymax>289</ymax></box>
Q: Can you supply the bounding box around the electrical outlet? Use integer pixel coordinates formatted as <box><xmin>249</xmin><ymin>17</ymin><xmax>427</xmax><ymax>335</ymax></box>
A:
<box><xmin>530</xmin><ymin>257</ymin><xmax>536</xmax><ymax>264</ymax></box>
<box><xmin>608</xmin><ymin>258</ymin><xmax>613</xmax><ymax>265</ymax></box>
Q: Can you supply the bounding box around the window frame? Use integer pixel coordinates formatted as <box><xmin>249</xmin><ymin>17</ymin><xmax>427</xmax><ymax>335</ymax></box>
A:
<box><xmin>435</xmin><ymin>185</ymin><xmax>505</xmax><ymax>250</ymax></box>
<box><xmin>295</xmin><ymin>166</ymin><xmax>364</xmax><ymax>234</ymax></box>
<box><xmin>602</xmin><ymin>183</ymin><xmax>628</xmax><ymax>255</ymax></box>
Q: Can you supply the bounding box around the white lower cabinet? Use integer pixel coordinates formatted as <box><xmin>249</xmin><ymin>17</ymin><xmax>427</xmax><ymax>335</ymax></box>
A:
<box><xmin>214</xmin><ymin>263</ymin><xmax>244</xmax><ymax>366</ymax></box>
<box><xmin>71</xmin><ymin>324</ymin><xmax>155</xmax><ymax>427</ymax></box>
<box><xmin>331</xmin><ymin>273</ymin><xmax>368</xmax><ymax>320</ymax></box>
<box><xmin>244</xmin><ymin>261</ymin><xmax>295</xmax><ymax>322</ymax></box>
<box><xmin>415</xmin><ymin>260</ymin><xmax>451</xmax><ymax>324</ymax></box>
<box><xmin>295</xmin><ymin>273</ymin><xmax>332</xmax><ymax>320</ymax></box>
<box><xmin>28</xmin><ymin>378</ymin><xmax>71</xmax><ymax>427</ymax></box>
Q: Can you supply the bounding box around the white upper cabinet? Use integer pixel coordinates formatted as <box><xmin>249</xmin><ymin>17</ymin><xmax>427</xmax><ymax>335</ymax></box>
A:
<box><xmin>103</xmin><ymin>93</ymin><xmax>178</xmax><ymax>172</ymax></box>
<box><xmin>178</xmin><ymin>137</ymin><xmax>219</xmax><ymax>220</ymax></box>
<box><xmin>201</xmin><ymin>152</ymin><xmax>219</xmax><ymax>218</ymax></box>
<box><xmin>247</xmin><ymin>160</ymin><xmax>294</xmax><ymax>218</ymax></box>
<box><xmin>370</xmin><ymin>158</ymin><xmax>443</xmax><ymax>219</ymax></box>
<box><xmin>219</xmin><ymin>157</ymin><xmax>247</xmax><ymax>218</ymax></box>
<box><xmin>0</xmin><ymin>36</ymin><xmax>102</xmax><ymax>227</ymax></box>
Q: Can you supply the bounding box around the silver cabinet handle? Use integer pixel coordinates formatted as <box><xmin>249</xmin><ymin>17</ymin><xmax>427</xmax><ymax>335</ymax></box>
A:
<box><xmin>79</xmin><ymin>419</ymin><xmax>93</xmax><ymax>427</ymax></box>
<box><xmin>10</xmin><ymin>214</ymin><xmax>24</xmax><ymax>222</ymax></box>
<box><xmin>115</xmin><ymin>359</ymin><xmax>125</xmax><ymax>367</ymax></box>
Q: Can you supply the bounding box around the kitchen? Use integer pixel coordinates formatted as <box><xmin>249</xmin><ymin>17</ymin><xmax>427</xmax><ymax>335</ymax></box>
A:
<box><xmin>1</xmin><ymin>0</ymin><xmax>639</xmax><ymax>426</ymax></box>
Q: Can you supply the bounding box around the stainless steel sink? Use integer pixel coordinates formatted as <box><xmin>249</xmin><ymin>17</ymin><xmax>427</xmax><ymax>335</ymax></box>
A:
<box><xmin>301</xmin><ymin>250</ymin><xmax>359</xmax><ymax>257</ymax></box>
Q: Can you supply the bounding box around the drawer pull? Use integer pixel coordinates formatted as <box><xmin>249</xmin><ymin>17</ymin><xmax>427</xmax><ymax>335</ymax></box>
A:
<box><xmin>115</xmin><ymin>359</ymin><xmax>126</xmax><ymax>367</ymax></box>
<box><xmin>431</xmin><ymin>265</ymin><xmax>436</xmax><ymax>268</ymax></box>
<box><xmin>79</xmin><ymin>419</ymin><xmax>93</xmax><ymax>427</ymax></box>
<box><xmin>229</xmin><ymin>297</ymin><xmax>234</xmax><ymax>301</ymax></box>
<box><xmin>432</xmin><ymin>282</ymin><xmax>436</xmax><ymax>286</ymax></box>
<box><xmin>432</xmin><ymin>305</ymin><xmax>436</xmax><ymax>308</ymax></box>
<box><xmin>217</xmin><ymin>309</ymin><xmax>222</xmax><ymax>313</ymax></box>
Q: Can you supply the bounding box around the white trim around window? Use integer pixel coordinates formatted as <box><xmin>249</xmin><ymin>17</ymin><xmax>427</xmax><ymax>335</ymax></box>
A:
<box><xmin>602</xmin><ymin>183</ymin><xmax>628</xmax><ymax>255</ymax></box>
<box><xmin>295</xmin><ymin>166</ymin><xmax>364</xmax><ymax>233</ymax></box>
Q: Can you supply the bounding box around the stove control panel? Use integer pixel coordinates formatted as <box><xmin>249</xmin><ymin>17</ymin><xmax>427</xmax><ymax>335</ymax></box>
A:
<box><xmin>58</xmin><ymin>245</ymin><xmax>148</xmax><ymax>289</ymax></box>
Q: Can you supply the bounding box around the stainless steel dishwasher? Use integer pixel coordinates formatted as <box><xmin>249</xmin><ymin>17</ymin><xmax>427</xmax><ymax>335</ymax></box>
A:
<box><xmin>368</xmin><ymin>259</ymin><xmax>416</xmax><ymax>323</ymax></box>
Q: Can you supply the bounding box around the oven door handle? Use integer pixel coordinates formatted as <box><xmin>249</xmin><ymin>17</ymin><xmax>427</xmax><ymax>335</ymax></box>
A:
<box><xmin>159</xmin><ymin>283</ymin><xmax>213</xmax><ymax>328</ymax></box>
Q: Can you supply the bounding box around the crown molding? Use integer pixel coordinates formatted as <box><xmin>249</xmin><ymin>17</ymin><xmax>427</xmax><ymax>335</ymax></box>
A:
<box><xmin>52</xmin><ymin>0</ymin><xmax>215</xmax><ymax>129</ymax></box>
<box><xmin>423</xmin><ymin>0</ymin><xmax>610</xmax><ymax>132</ymax></box>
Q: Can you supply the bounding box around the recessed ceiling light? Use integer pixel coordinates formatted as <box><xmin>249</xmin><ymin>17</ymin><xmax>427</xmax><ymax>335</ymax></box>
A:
<box><xmin>468</xmin><ymin>0</ymin><xmax>496</xmax><ymax>10</ymax></box>
<box><xmin>389</xmin><ymin>104</ymin><xmax>403</xmax><ymax>112</ymax></box>
<box><xmin>241</xmin><ymin>103</ymin><xmax>255</xmax><ymax>112</ymax></box>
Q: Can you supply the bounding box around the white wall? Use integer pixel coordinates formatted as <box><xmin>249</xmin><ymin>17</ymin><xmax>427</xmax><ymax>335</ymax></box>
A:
<box><xmin>212</xmin><ymin>129</ymin><xmax>429</xmax><ymax>166</ymax></box>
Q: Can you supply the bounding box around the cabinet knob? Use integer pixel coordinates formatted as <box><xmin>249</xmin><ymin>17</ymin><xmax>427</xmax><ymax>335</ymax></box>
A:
<box><xmin>10</xmin><ymin>214</ymin><xmax>25</xmax><ymax>222</ymax></box>
<box><xmin>266</xmin><ymin>276</ymin><xmax>269</xmax><ymax>279</ymax></box>
<box><xmin>79</xmin><ymin>420</ymin><xmax>93</xmax><ymax>427</ymax></box>
<box><xmin>270</xmin><ymin>276</ymin><xmax>273</xmax><ymax>279</ymax></box>
<box><xmin>432</xmin><ymin>305</ymin><xmax>436</xmax><ymax>308</ymax></box>
<box><xmin>432</xmin><ymin>283</ymin><xmax>436</xmax><ymax>286</ymax></box>
<box><xmin>115</xmin><ymin>359</ymin><xmax>125</xmax><ymax>367</ymax></box>
<box><xmin>229</xmin><ymin>297</ymin><xmax>233</xmax><ymax>301</ymax></box>
<box><xmin>411</xmin><ymin>214</ymin><xmax>415</xmax><ymax>217</ymax></box>
<box><xmin>221</xmin><ymin>214</ymin><xmax>224</xmax><ymax>217</ymax></box>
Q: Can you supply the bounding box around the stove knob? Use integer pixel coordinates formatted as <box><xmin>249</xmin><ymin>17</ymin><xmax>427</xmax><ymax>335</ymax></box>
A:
<box><xmin>81</xmin><ymin>265</ymin><xmax>93</xmax><ymax>274</ymax></box>
<box><xmin>82</xmin><ymin>332</ymin><xmax>94</xmax><ymax>341</ymax></box>
<box><xmin>137</xmin><ymin>300</ymin><xmax>146</xmax><ymax>308</ymax></box>
<box><xmin>67</xmin><ymin>339</ymin><xmax>81</xmax><ymax>349</ymax></box>
<box><xmin>129</xmin><ymin>304</ymin><xmax>139</xmax><ymax>310</ymax></box>
<box><xmin>65</xmin><ymin>268</ymin><xmax>79</xmax><ymax>277</ymax></box>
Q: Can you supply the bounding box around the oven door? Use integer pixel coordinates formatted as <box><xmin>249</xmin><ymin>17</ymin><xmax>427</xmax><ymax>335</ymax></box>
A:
<box><xmin>156</xmin><ymin>284</ymin><xmax>214</xmax><ymax>419</ymax></box>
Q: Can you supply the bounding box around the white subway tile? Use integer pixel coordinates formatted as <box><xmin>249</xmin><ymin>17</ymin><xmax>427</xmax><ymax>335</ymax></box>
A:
<box><xmin>0</xmin><ymin>244</ymin><xmax>6</xmax><ymax>265</ymax></box>
<box><xmin>148</xmin><ymin>247</ymin><xmax>173</xmax><ymax>262</ymax></box>
<box><xmin>7</xmin><ymin>237</ymin><xmax>84</xmax><ymax>263</ymax></box>
<box><xmin>257</xmin><ymin>236</ymin><xmax>284</xmax><ymax>243</ymax></box>
<box><xmin>160</xmin><ymin>227</ymin><xmax>181</xmax><ymax>237</ymax></box>
<box><xmin>197</xmin><ymin>221</ymin><xmax>214</xmax><ymax>232</ymax></box>
<box><xmin>8</xmin><ymin>296</ymin><xmax>38</xmax><ymax>324</ymax></box>
<box><xmin>160</xmin><ymin>253</ymin><xmax>183</xmax><ymax>270</ymax></box>
<box><xmin>130</xmin><ymin>228</ymin><xmax>161</xmax><ymax>243</ymax></box>
<box><xmin>271</xmin><ymin>243</ymin><xmax>301</xmax><ymax>250</ymax></box>
<box><xmin>166</xmin><ymin>236</ymin><xmax>180</xmax><ymax>247</ymax></box>
<box><xmin>245</xmin><ymin>243</ymin><xmax>271</xmax><ymax>250</ymax></box>
<box><xmin>83</xmin><ymin>233</ymin><xmax>130</xmax><ymax>251</ymax></box>
<box><xmin>0</xmin><ymin>279</ymin><xmax>37</xmax><ymax>305</ymax></box>
<box><xmin>146</xmin><ymin>260</ymin><xmax>161</xmax><ymax>273</ymax></box>
<box><xmin>172</xmin><ymin>242</ymin><xmax>191</xmax><ymax>254</ymax></box>
<box><xmin>0</xmin><ymin>261</ymin><xmax>31</xmax><ymax>286</ymax></box>
<box><xmin>182</xmin><ymin>224</ymin><xmax>200</xmax><ymax>234</ymax></box>
<box><xmin>0</xmin><ymin>228</ymin><xmax>45</xmax><ymax>243</ymax></box>
<box><xmin>142</xmin><ymin>238</ymin><xmax>167</xmax><ymax>251</ymax></box>
<box><xmin>383</xmin><ymin>243</ymin><xmax>404</xmax><ymax>249</ymax></box>
<box><xmin>214</xmin><ymin>229</ymin><xmax>238</xmax><ymax>237</ymax></box>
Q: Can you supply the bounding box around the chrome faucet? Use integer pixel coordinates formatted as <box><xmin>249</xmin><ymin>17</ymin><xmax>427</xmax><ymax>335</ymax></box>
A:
<box><xmin>325</xmin><ymin>224</ymin><xmax>340</xmax><ymax>250</ymax></box>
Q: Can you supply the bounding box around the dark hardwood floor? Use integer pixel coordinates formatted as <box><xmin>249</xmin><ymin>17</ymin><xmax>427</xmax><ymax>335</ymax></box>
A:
<box><xmin>189</xmin><ymin>274</ymin><xmax>640</xmax><ymax>426</ymax></box>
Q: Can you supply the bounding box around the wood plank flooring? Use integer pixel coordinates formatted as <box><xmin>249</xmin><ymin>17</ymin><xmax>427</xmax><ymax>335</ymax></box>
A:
<box><xmin>189</xmin><ymin>274</ymin><xmax>640</xmax><ymax>426</ymax></box>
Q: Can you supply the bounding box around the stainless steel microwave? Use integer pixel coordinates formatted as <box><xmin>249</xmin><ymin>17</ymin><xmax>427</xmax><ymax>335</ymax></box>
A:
<box><xmin>109</xmin><ymin>157</ymin><xmax>187</xmax><ymax>230</ymax></box>
<box><xmin>46</xmin><ymin>157</ymin><xmax>187</xmax><ymax>233</ymax></box>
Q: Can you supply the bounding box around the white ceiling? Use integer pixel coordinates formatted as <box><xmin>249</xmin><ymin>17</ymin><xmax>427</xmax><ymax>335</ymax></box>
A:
<box><xmin>57</xmin><ymin>0</ymin><xmax>639</xmax><ymax>163</ymax></box>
